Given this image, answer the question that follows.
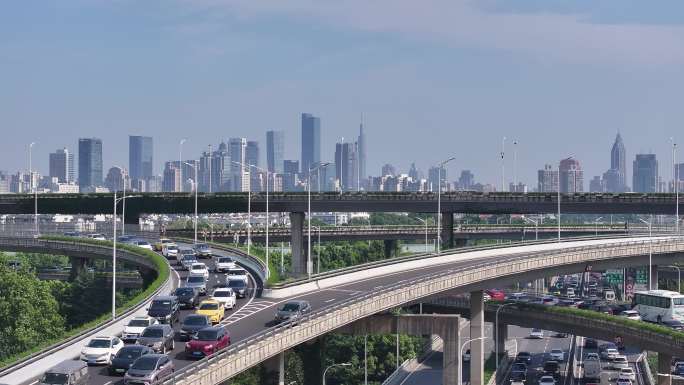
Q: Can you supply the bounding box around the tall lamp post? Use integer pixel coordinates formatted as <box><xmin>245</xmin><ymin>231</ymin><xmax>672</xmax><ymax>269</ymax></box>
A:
<box><xmin>672</xmin><ymin>139</ymin><xmax>679</xmax><ymax>235</ymax></box>
<box><xmin>639</xmin><ymin>217</ymin><xmax>653</xmax><ymax>290</ymax></box>
<box><xmin>308</xmin><ymin>162</ymin><xmax>330</xmax><ymax>278</ymax></box>
<box><xmin>184</xmin><ymin>161</ymin><xmax>199</xmax><ymax>244</ymax></box>
<box><xmin>594</xmin><ymin>217</ymin><xmax>604</xmax><ymax>237</ymax></box>
<box><xmin>179</xmin><ymin>138</ymin><xmax>187</xmax><ymax>192</ymax></box>
<box><xmin>666</xmin><ymin>265</ymin><xmax>682</xmax><ymax>293</ymax></box>
<box><xmin>112</xmin><ymin>193</ymin><xmax>139</xmax><ymax>320</ymax></box>
<box><xmin>230</xmin><ymin>161</ymin><xmax>253</xmax><ymax>255</ymax></box>
<box><xmin>495</xmin><ymin>303</ymin><xmax>515</xmax><ymax>370</ymax></box>
<box><xmin>415</xmin><ymin>217</ymin><xmax>429</xmax><ymax>253</ymax></box>
<box><xmin>113</xmin><ymin>166</ymin><xmax>127</xmax><ymax>236</ymax></box>
<box><xmin>458</xmin><ymin>336</ymin><xmax>486</xmax><ymax>385</ymax></box>
<box><xmin>323</xmin><ymin>363</ymin><xmax>351</xmax><ymax>385</ymax></box>
<box><xmin>29</xmin><ymin>142</ymin><xmax>38</xmax><ymax>235</ymax></box>
<box><xmin>501</xmin><ymin>136</ymin><xmax>506</xmax><ymax>192</ymax></box>
<box><xmin>522</xmin><ymin>216</ymin><xmax>538</xmax><ymax>241</ymax></box>
<box><xmin>244</xmin><ymin>163</ymin><xmax>271</xmax><ymax>279</ymax></box>
<box><xmin>437</xmin><ymin>156</ymin><xmax>456</xmax><ymax>255</ymax></box>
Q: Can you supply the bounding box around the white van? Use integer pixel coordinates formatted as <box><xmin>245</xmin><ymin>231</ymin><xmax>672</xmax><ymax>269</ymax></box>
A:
<box><xmin>604</xmin><ymin>289</ymin><xmax>616</xmax><ymax>301</ymax></box>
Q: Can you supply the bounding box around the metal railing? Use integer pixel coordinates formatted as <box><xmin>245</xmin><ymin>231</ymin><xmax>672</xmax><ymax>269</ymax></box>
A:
<box><xmin>161</xmin><ymin>237</ymin><xmax>684</xmax><ymax>385</ymax></box>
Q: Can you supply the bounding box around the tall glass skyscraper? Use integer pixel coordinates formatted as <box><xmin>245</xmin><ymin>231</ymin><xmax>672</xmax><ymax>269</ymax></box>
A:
<box><xmin>633</xmin><ymin>154</ymin><xmax>658</xmax><ymax>193</ymax></box>
<box><xmin>357</xmin><ymin>118</ymin><xmax>367</xmax><ymax>181</ymax></box>
<box><xmin>78</xmin><ymin>138</ymin><xmax>103</xmax><ymax>189</ymax></box>
<box><xmin>301</xmin><ymin>113</ymin><xmax>320</xmax><ymax>175</ymax></box>
<box><xmin>129</xmin><ymin>136</ymin><xmax>153</xmax><ymax>180</ymax></box>
<box><xmin>605</xmin><ymin>133</ymin><xmax>627</xmax><ymax>192</ymax></box>
<box><xmin>49</xmin><ymin>148</ymin><xmax>74</xmax><ymax>183</ymax></box>
<box><xmin>266</xmin><ymin>130</ymin><xmax>284</xmax><ymax>173</ymax></box>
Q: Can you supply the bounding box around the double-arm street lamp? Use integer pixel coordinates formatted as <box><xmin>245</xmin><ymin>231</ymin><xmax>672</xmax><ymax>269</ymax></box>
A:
<box><xmin>522</xmin><ymin>215</ymin><xmax>539</xmax><ymax>241</ymax></box>
<box><xmin>638</xmin><ymin>217</ymin><xmax>653</xmax><ymax>290</ymax></box>
<box><xmin>236</xmin><ymin>162</ymin><xmax>272</xmax><ymax>279</ymax></box>
<box><xmin>183</xmin><ymin>161</ymin><xmax>199</xmax><ymax>244</ymax></box>
<box><xmin>437</xmin><ymin>156</ymin><xmax>456</xmax><ymax>255</ymax></box>
<box><xmin>112</xmin><ymin>193</ymin><xmax>140</xmax><ymax>320</ymax></box>
<box><xmin>113</xmin><ymin>166</ymin><xmax>128</xmax><ymax>236</ymax></box>
<box><xmin>594</xmin><ymin>217</ymin><xmax>604</xmax><ymax>236</ymax></box>
<box><xmin>323</xmin><ymin>363</ymin><xmax>351</xmax><ymax>385</ymax></box>
<box><xmin>415</xmin><ymin>217</ymin><xmax>429</xmax><ymax>253</ymax></box>
<box><xmin>308</xmin><ymin>162</ymin><xmax>330</xmax><ymax>278</ymax></box>
<box><xmin>458</xmin><ymin>336</ymin><xmax>486</xmax><ymax>385</ymax></box>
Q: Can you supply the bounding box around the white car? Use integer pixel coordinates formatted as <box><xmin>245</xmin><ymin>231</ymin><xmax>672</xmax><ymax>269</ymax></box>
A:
<box><xmin>214</xmin><ymin>256</ymin><xmax>237</xmax><ymax>273</ymax></box>
<box><xmin>162</xmin><ymin>244</ymin><xmax>179</xmax><ymax>258</ymax></box>
<box><xmin>612</xmin><ymin>355</ymin><xmax>629</xmax><ymax>370</ymax></box>
<box><xmin>539</xmin><ymin>375</ymin><xmax>556</xmax><ymax>385</ymax></box>
<box><xmin>87</xmin><ymin>233</ymin><xmax>107</xmax><ymax>241</ymax></box>
<box><xmin>619</xmin><ymin>368</ymin><xmax>636</xmax><ymax>381</ymax></box>
<box><xmin>617</xmin><ymin>379</ymin><xmax>633</xmax><ymax>385</ymax></box>
<box><xmin>211</xmin><ymin>287</ymin><xmax>237</xmax><ymax>309</ymax></box>
<box><xmin>602</xmin><ymin>348</ymin><xmax>619</xmax><ymax>360</ymax></box>
<box><xmin>122</xmin><ymin>316</ymin><xmax>158</xmax><ymax>343</ymax></box>
<box><xmin>80</xmin><ymin>336</ymin><xmax>124</xmax><ymax>365</ymax></box>
<box><xmin>529</xmin><ymin>329</ymin><xmax>544</xmax><ymax>339</ymax></box>
<box><xmin>133</xmin><ymin>240</ymin><xmax>154</xmax><ymax>250</ymax></box>
<box><xmin>226</xmin><ymin>267</ymin><xmax>249</xmax><ymax>284</ymax></box>
<box><xmin>619</xmin><ymin>310</ymin><xmax>641</xmax><ymax>321</ymax></box>
<box><xmin>189</xmin><ymin>263</ymin><xmax>209</xmax><ymax>279</ymax></box>
<box><xmin>549</xmin><ymin>349</ymin><xmax>564</xmax><ymax>361</ymax></box>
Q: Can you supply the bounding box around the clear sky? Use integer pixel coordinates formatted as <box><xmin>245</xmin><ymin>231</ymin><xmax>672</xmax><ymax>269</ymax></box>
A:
<box><xmin>2</xmin><ymin>0</ymin><xmax>684</xmax><ymax>187</ymax></box>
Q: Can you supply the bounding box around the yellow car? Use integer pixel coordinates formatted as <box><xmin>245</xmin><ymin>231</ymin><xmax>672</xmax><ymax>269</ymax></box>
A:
<box><xmin>154</xmin><ymin>238</ymin><xmax>173</xmax><ymax>251</ymax></box>
<box><xmin>196</xmin><ymin>300</ymin><xmax>224</xmax><ymax>324</ymax></box>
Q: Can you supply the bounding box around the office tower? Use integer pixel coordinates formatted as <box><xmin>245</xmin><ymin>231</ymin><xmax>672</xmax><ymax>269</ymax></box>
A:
<box><xmin>162</xmin><ymin>162</ymin><xmax>181</xmax><ymax>192</ymax></box>
<box><xmin>590</xmin><ymin>176</ymin><xmax>606</xmax><ymax>192</ymax></box>
<box><xmin>537</xmin><ymin>164</ymin><xmax>559</xmax><ymax>192</ymax></box>
<box><xmin>633</xmin><ymin>154</ymin><xmax>658</xmax><ymax>193</ymax></box>
<box><xmin>199</xmin><ymin>148</ymin><xmax>212</xmax><ymax>192</ymax></box>
<box><xmin>335</xmin><ymin>142</ymin><xmax>356</xmax><ymax>191</ymax></box>
<box><xmin>128</xmin><ymin>136</ymin><xmax>153</xmax><ymax>181</ymax></box>
<box><xmin>283</xmin><ymin>160</ymin><xmax>300</xmax><ymax>192</ymax></box>
<box><xmin>246</xmin><ymin>141</ymin><xmax>260</xmax><ymax>190</ymax></box>
<box><xmin>211</xmin><ymin>142</ymin><xmax>231</xmax><ymax>192</ymax></box>
<box><xmin>229</xmin><ymin>138</ymin><xmax>247</xmax><ymax>191</ymax></box>
<box><xmin>381</xmin><ymin>163</ymin><xmax>396</xmax><ymax>177</ymax></box>
<box><xmin>49</xmin><ymin>148</ymin><xmax>74</xmax><ymax>183</ymax></box>
<box><xmin>266</xmin><ymin>130</ymin><xmax>284</xmax><ymax>173</ymax></box>
<box><xmin>78</xmin><ymin>138</ymin><xmax>103</xmax><ymax>189</ymax></box>
<box><xmin>104</xmin><ymin>167</ymin><xmax>124</xmax><ymax>191</ymax></box>
<box><xmin>604</xmin><ymin>133</ymin><xmax>627</xmax><ymax>192</ymax></box>
<box><xmin>301</xmin><ymin>113</ymin><xmax>321</xmax><ymax>175</ymax></box>
<box><xmin>428</xmin><ymin>166</ymin><xmax>447</xmax><ymax>192</ymax></box>
<box><xmin>458</xmin><ymin>170</ymin><xmax>475</xmax><ymax>190</ymax></box>
<box><xmin>559</xmin><ymin>157</ymin><xmax>583</xmax><ymax>193</ymax></box>
<box><xmin>357</xmin><ymin>118</ymin><xmax>367</xmax><ymax>181</ymax></box>
<box><xmin>408</xmin><ymin>163</ymin><xmax>419</xmax><ymax>181</ymax></box>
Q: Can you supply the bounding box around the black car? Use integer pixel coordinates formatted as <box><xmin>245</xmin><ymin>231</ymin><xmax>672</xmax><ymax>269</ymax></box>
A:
<box><xmin>543</xmin><ymin>360</ymin><xmax>560</xmax><ymax>379</ymax></box>
<box><xmin>108</xmin><ymin>345</ymin><xmax>154</xmax><ymax>375</ymax></box>
<box><xmin>227</xmin><ymin>279</ymin><xmax>248</xmax><ymax>298</ymax></box>
<box><xmin>515</xmin><ymin>351</ymin><xmax>532</xmax><ymax>364</ymax></box>
<box><xmin>585</xmin><ymin>338</ymin><xmax>598</xmax><ymax>348</ymax></box>
<box><xmin>510</xmin><ymin>370</ymin><xmax>527</xmax><ymax>383</ymax></box>
<box><xmin>179</xmin><ymin>314</ymin><xmax>211</xmax><ymax>341</ymax></box>
<box><xmin>147</xmin><ymin>295</ymin><xmax>179</xmax><ymax>324</ymax></box>
<box><xmin>173</xmin><ymin>287</ymin><xmax>199</xmax><ymax>309</ymax></box>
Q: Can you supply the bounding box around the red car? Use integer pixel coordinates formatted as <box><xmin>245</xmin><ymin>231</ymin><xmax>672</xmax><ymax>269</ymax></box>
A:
<box><xmin>485</xmin><ymin>289</ymin><xmax>506</xmax><ymax>301</ymax></box>
<box><xmin>185</xmin><ymin>326</ymin><xmax>230</xmax><ymax>358</ymax></box>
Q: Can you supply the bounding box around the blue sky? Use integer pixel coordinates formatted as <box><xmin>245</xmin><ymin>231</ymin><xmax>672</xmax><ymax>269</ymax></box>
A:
<box><xmin>2</xmin><ymin>0</ymin><xmax>684</xmax><ymax>187</ymax></box>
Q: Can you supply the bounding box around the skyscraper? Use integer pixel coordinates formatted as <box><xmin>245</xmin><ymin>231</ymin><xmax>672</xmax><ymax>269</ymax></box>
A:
<box><xmin>458</xmin><ymin>170</ymin><xmax>475</xmax><ymax>190</ymax></box>
<box><xmin>162</xmin><ymin>162</ymin><xmax>181</xmax><ymax>192</ymax></box>
<box><xmin>283</xmin><ymin>160</ymin><xmax>300</xmax><ymax>192</ymax></box>
<box><xmin>246</xmin><ymin>141</ymin><xmax>260</xmax><ymax>191</ymax></box>
<box><xmin>537</xmin><ymin>164</ymin><xmax>559</xmax><ymax>192</ymax></box>
<box><xmin>381</xmin><ymin>164</ymin><xmax>396</xmax><ymax>177</ymax></box>
<box><xmin>129</xmin><ymin>136</ymin><xmax>153</xmax><ymax>181</ymax></box>
<box><xmin>428</xmin><ymin>166</ymin><xmax>447</xmax><ymax>192</ymax></box>
<box><xmin>266</xmin><ymin>130</ymin><xmax>284</xmax><ymax>174</ymax></box>
<box><xmin>78</xmin><ymin>138</ymin><xmax>103</xmax><ymax>190</ymax></box>
<box><xmin>357</xmin><ymin>118</ymin><xmax>367</xmax><ymax>182</ymax></box>
<box><xmin>335</xmin><ymin>142</ymin><xmax>356</xmax><ymax>191</ymax></box>
<box><xmin>633</xmin><ymin>154</ymin><xmax>658</xmax><ymax>193</ymax></box>
<box><xmin>301</xmin><ymin>113</ymin><xmax>320</xmax><ymax>175</ymax></box>
<box><xmin>605</xmin><ymin>133</ymin><xmax>627</xmax><ymax>192</ymax></box>
<box><xmin>229</xmin><ymin>138</ymin><xmax>248</xmax><ymax>191</ymax></box>
<box><xmin>49</xmin><ymin>148</ymin><xmax>74</xmax><ymax>183</ymax></box>
<box><xmin>559</xmin><ymin>157</ymin><xmax>583</xmax><ymax>193</ymax></box>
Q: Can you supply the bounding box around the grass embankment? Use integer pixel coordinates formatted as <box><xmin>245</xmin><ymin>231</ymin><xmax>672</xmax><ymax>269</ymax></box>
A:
<box><xmin>0</xmin><ymin>236</ymin><xmax>169</xmax><ymax>371</ymax></box>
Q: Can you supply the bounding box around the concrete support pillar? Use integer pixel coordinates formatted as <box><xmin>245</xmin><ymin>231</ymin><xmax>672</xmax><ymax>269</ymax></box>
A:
<box><xmin>384</xmin><ymin>240</ymin><xmax>397</xmax><ymax>258</ymax></box>
<box><xmin>454</xmin><ymin>238</ymin><xmax>468</xmax><ymax>248</ymax></box>
<box><xmin>651</xmin><ymin>264</ymin><xmax>659</xmax><ymax>291</ymax></box>
<box><xmin>658</xmin><ymin>353</ymin><xmax>672</xmax><ymax>385</ymax></box>
<box><xmin>470</xmin><ymin>290</ymin><xmax>485</xmax><ymax>385</ymax></box>
<box><xmin>496</xmin><ymin>322</ymin><xmax>508</xmax><ymax>358</ymax></box>
<box><xmin>68</xmin><ymin>257</ymin><xmax>86</xmax><ymax>281</ymax></box>
<box><xmin>443</xmin><ymin>317</ymin><xmax>460</xmax><ymax>385</ymax></box>
<box><xmin>290</xmin><ymin>212</ymin><xmax>306</xmax><ymax>277</ymax></box>
<box><xmin>264</xmin><ymin>352</ymin><xmax>286</xmax><ymax>385</ymax></box>
<box><xmin>441</xmin><ymin>212</ymin><xmax>454</xmax><ymax>250</ymax></box>
<box><xmin>278</xmin><ymin>351</ymin><xmax>285</xmax><ymax>385</ymax></box>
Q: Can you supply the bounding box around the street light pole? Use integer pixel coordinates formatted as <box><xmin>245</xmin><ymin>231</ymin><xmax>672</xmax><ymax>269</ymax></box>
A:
<box><xmin>558</xmin><ymin>162</ymin><xmax>561</xmax><ymax>242</ymax></box>
<box><xmin>29</xmin><ymin>142</ymin><xmax>38</xmax><ymax>235</ymax></box>
<box><xmin>437</xmin><ymin>157</ymin><xmax>456</xmax><ymax>255</ymax></box>
<box><xmin>112</xmin><ymin>193</ymin><xmax>139</xmax><ymax>320</ymax></box>
<box><xmin>667</xmin><ymin>265</ymin><xmax>681</xmax><ymax>293</ymax></box>
<box><xmin>184</xmin><ymin>161</ymin><xmax>198</xmax><ymax>244</ymax></box>
<box><xmin>639</xmin><ymin>217</ymin><xmax>653</xmax><ymax>290</ymax></box>
<box><xmin>323</xmin><ymin>363</ymin><xmax>351</xmax><ymax>385</ymax></box>
<box><xmin>501</xmin><ymin>136</ymin><xmax>506</xmax><ymax>192</ymax></box>
<box><xmin>308</xmin><ymin>162</ymin><xmax>329</xmax><ymax>278</ymax></box>
<box><xmin>459</xmin><ymin>337</ymin><xmax>486</xmax><ymax>385</ymax></box>
<box><xmin>416</xmin><ymin>217</ymin><xmax>429</xmax><ymax>253</ymax></box>
<box><xmin>243</xmin><ymin>163</ymin><xmax>271</xmax><ymax>278</ymax></box>
<box><xmin>495</xmin><ymin>303</ymin><xmax>515</xmax><ymax>370</ymax></box>
<box><xmin>113</xmin><ymin>166</ymin><xmax>127</xmax><ymax>236</ymax></box>
<box><xmin>513</xmin><ymin>140</ymin><xmax>518</xmax><ymax>190</ymax></box>
<box><xmin>179</xmin><ymin>138</ymin><xmax>186</xmax><ymax>192</ymax></box>
<box><xmin>594</xmin><ymin>217</ymin><xmax>604</xmax><ymax>237</ymax></box>
<box><xmin>522</xmin><ymin>216</ymin><xmax>538</xmax><ymax>241</ymax></box>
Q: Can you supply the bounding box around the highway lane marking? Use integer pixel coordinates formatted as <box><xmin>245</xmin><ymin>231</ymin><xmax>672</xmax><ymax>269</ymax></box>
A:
<box><xmin>324</xmin><ymin>298</ymin><xmax>336</xmax><ymax>303</ymax></box>
<box><xmin>103</xmin><ymin>382</ymin><xmax>112</xmax><ymax>385</ymax></box>
<box><xmin>28</xmin><ymin>381</ymin><xmax>38</xmax><ymax>385</ymax></box>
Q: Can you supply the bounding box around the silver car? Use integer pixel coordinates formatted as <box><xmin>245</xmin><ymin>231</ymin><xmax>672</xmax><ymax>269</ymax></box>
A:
<box><xmin>185</xmin><ymin>275</ymin><xmax>207</xmax><ymax>295</ymax></box>
<box><xmin>274</xmin><ymin>300</ymin><xmax>311</xmax><ymax>324</ymax></box>
<box><xmin>123</xmin><ymin>354</ymin><xmax>174</xmax><ymax>385</ymax></box>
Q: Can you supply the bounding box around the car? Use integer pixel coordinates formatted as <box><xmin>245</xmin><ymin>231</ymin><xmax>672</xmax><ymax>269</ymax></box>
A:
<box><xmin>161</xmin><ymin>244</ymin><xmax>179</xmax><ymax>259</ymax></box>
<box><xmin>529</xmin><ymin>329</ymin><xmax>543</xmax><ymax>339</ymax></box>
<box><xmin>136</xmin><ymin>324</ymin><xmax>175</xmax><ymax>354</ymax></box>
<box><xmin>673</xmin><ymin>362</ymin><xmax>684</xmax><ymax>376</ymax></box>
<box><xmin>584</xmin><ymin>338</ymin><xmax>598</xmax><ymax>348</ymax></box>
<box><xmin>543</xmin><ymin>361</ymin><xmax>560</xmax><ymax>379</ymax></box>
<box><xmin>147</xmin><ymin>295</ymin><xmax>179</xmax><ymax>324</ymax></box>
<box><xmin>40</xmin><ymin>360</ymin><xmax>89</xmax><ymax>385</ymax></box>
<box><xmin>211</xmin><ymin>287</ymin><xmax>237</xmax><ymax>309</ymax></box>
<box><xmin>189</xmin><ymin>263</ymin><xmax>210</xmax><ymax>279</ymax></box>
<box><xmin>510</xmin><ymin>370</ymin><xmax>527</xmax><ymax>384</ymax></box>
<box><xmin>87</xmin><ymin>233</ymin><xmax>107</xmax><ymax>241</ymax></box>
<box><xmin>462</xmin><ymin>349</ymin><xmax>470</xmax><ymax>362</ymax></box>
<box><xmin>179</xmin><ymin>314</ymin><xmax>211</xmax><ymax>341</ymax></box>
<box><xmin>515</xmin><ymin>351</ymin><xmax>532</xmax><ymax>363</ymax></box>
<box><xmin>227</xmin><ymin>278</ymin><xmax>248</xmax><ymax>298</ymax></box>
<box><xmin>133</xmin><ymin>240</ymin><xmax>154</xmax><ymax>250</ymax></box>
<box><xmin>122</xmin><ymin>316</ymin><xmax>158</xmax><ymax>343</ymax></box>
<box><xmin>185</xmin><ymin>275</ymin><xmax>208</xmax><ymax>296</ymax></box>
<box><xmin>485</xmin><ymin>289</ymin><xmax>506</xmax><ymax>301</ymax></box>
<box><xmin>600</xmin><ymin>346</ymin><xmax>619</xmax><ymax>360</ymax></box>
<box><xmin>123</xmin><ymin>354</ymin><xmax>174</xmax><ymax>385</ymax></box>
<box><xmin>619</xmin><ymin>368</ymin><xmax>636</xmax><ymax>381</ymax></box>
<box><xmin>549</xmin><ymin>349</ymin><xmax>564</xmax><ymax>361</ymax></box>
<box><xmin>226</xmin><ymin>268</ymin><xmax>249</xmax><ymax>284</ymax></box>
<box><xmin>585</xmin><ymin>353</ymin><xmax>600</xmax><ymax>361</ymax></box>
<box><xmin>108</xmin><ymin>345</ymin><xmax>154</xmax><ymax>375</ymax></box>
<box><xmin>154</xmin><ymin>238</ymin><xmax>173</xmax><ymax>251</ymax></box>
<box><xmin>214</xmin><ymin>256</ymin><xmax>237</xmax><ymax>273</ymax></box>
<box><xmin>612</xmin><ymin>356</ymin><xmax>629</xmax><ymax>370</ymax></box>
<box><xmin>541</xmin><ymin>296</ymin><xmax>557</xmax><ymax>306</ymax></box>
<box><xmin>553</xmin><ymin>332</ymin><xmax>568</xmax><ymax>338</ymax></box>
<box><xmin>180</xmin><ymin>254</ymin><xmax>198</xmax><ymax>270</ymax></box>
<box><xmin>173</xmin><ymin>287</ymin><xmax>200</xmax><ymax>309</ymax></box>
<box><xmin>80</xmin><ymin>336</ymin><xmax>124</xmax><ymax>365</ymax></box>
<box><xmin>274</xmin><ymin>300</ymin><xmax>311</xmax><ymax>324</ymax></box>
<box><xmin>538</xmin><ymin>375</ymin><xmax>556</xmax><ymax>385</ymax></box>
<box><xmin>663</xmin><ymin>320</ymin><xmax>684</xmax><ymax>331</ymax></box>
<box><xmin>193</xmin><ymin>243</ymin><xmax>212</xmax><ymax>258</ymax></box>
<box><xmin>509</xmin><ymin>292</ymin><xmax>526</xmax><ymax>301</ymax></box>
<box><xmin>196</xmin><ymin>299</ymin><xmax>225</xmax><ymax>324</ymax></box>
<box><xmin>184</xmin><ymin>326</ymin><xmax>231</xmax><ymax>358</ymax></box>
<box><xmin>616</xmin><ymin>379</ymin><xmax>633</xmax><ymax>385</ymax></box>
<box><xmin>511</xmin><ymin>363</ymin><xmax>527</xmax><ymax>373</ymax></box>
<box><xmin>177</xmin><ymin>248</ymin><xmax>196</xmax><ymax>265</ymax></box>
<box><xmin>620</xmin><ymin>310</ymin><xmax>641</xmax><ymax>321</ymax></box>
<box><xmin>117</xmin><ymin>235</ymin><xmax>135</xmax><ymax>243</ymax></box>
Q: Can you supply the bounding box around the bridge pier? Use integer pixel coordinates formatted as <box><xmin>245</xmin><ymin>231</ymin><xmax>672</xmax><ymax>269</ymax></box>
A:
<box><xmin>441</xmin><ymin>212</ymin><xmax>454</xmax><ymax>250</ymax></box>
<box><xmin>658</xmin><ymin>352</ymin><xmax>672</xmax><ymax>385</ymax></box>
<box><xmin>290</xmin><ymin>212</ymin><xmax>306</xmax><ymax>277</ymax></box>
<box><xmin>68</xmin><ymin>257</ymin><xmax>86</xmax><ymax>281</ymax></box>
<box><xmin>384</xmin><ymin>239</ymin><xmax>398</xmax><ymax>258</ymax></box>
<box><xmin>495</xmin><ymin>322</ymin><xmax>508</xmax><ymax>359</ymax></box>
<box><xmin>651</xmin><ymin>264</ymin><xmax>659</xmax><ymax>290</ymax></box>
<box><xmin>470</xmin><ymin>290</ymin><xmax>485</xmax><ymax>385</ymax></box>
<box><xmin>339</xmin><ymin>314</ymin><xmax>461</xmax><ymax>385</ymax></box>
<box><xmin>455</xmin><ymin>238</ymin><xmax>468</xmax><ymax>248</ymax></box>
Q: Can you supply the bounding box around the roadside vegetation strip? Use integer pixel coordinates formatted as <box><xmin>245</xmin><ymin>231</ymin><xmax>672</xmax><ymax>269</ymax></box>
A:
<box><xmin>0</xmin><ymin>236</ymin><xmax>170</xmax><ymax>373</ymax></box>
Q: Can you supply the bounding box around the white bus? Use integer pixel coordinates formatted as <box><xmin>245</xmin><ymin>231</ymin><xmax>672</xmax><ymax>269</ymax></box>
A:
<box><xmin>633</xmin><ymin>290</ymin><xmax>684</xmax><ymax>323</ymax></box>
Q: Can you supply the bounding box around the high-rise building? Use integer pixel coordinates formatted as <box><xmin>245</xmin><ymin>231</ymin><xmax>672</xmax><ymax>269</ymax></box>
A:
<box><xmin>458</xmin><ymin>170</ymin><xmax>475</xmax><ymax>190</ymax></box>
<box><xmin>78</xmin><ymin>138</ymin><xmax>103</xmax><ymax>190</ymax></box>
<box><xmin>301</xmin><ymin>113</ymin><xmax>321</xmax><ymax>175</ymax></box>
<box><xmin>162</xmin><ymin>162</ymin><xmax>181</xmax><ymax>192</ymax></box>
<box><xmin>537</xmin><ymin>164</ymin><xmax>559</xmax><ymax>192</ymax></box>
<box><xmin>283</xmin><ymin>160</ymin><xmax>300</xmax><ymax>192</ymax></box>
<box><xmin>605</xmin><ymin>133</ymin><xmax>627</xmax><ymax>192</ymax></box>
<box><xmin>335</xmin><ymin>142</ymin><xmax>357</xmax><ymax>191</ymax></box>
<box><xmin>559</xmin><ymin>157</ymin><xmax>583</xmax><ymax>193</ymax></box>
<box><xmin>408</xmin><ymin>163</ymin><xmax>420</xmax><ymax>181</ymax></box>
<box><xmin>211</xmin><ymin>142</ymin><xmax>231</xmax><ymax>192</ymax></box>
<box><xmin>428</xmin><ymin>166</ymin><xmax>447</xmax><ymax>192</ymax></box>
<box><xmin>199</xmin><ymin>148</ymin><xmax>213</xmax><ymax>192</ymax></box>
<box><xmin>381</xmin><ymin>164</ymin><xmax>396</xmax><ymax>177</ymax></box>
<box><xmin>633</xmin><ymin>154</ymin><xmax>658</xmax><ymax>193</ymax></box>
<box><xmin>589</xmin><ymin>176</ymin><xmax>606</xmax><ymax>192</ymax></box>
<box><xmin>229</xmin><ymin>138</ymin><xmax>247</xmax><ymax>191</ymax></box>
<box><xmin>128</xmin><ymin>136</ymin><xmax>153</xmax><ymax>181</ymax></box>
<box><xmin>357</xmin><ymin>118</ymin><xmax>367</xmax><ymax>182</ymax></box>
<box><xmin>49</xmin><ymin>148</ymin><xmax>74</xmax><ymax>183</ymax></box>
<box><xmin>266</xmin><ymin>130</ymin><xmax>284</xmax><ymax>174</ymax></box>
<box><xmin>104</xmin><ymin>166</ymin><xmax>124</xmax><ymax>192</ymax></box>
